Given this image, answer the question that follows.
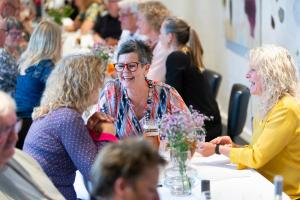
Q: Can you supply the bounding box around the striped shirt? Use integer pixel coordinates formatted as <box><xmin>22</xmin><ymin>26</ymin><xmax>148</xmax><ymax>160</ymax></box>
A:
<box><xmin>98</xmin><ymin>79</ymin><xmax>188</xmax><ymax>138</ymax></box>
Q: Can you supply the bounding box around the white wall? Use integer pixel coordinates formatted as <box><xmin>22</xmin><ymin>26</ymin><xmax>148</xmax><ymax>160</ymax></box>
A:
<box><xmin>160</xmin><ymin>0</ymin><xmax>254</xmax><ymax>141</ymax></box>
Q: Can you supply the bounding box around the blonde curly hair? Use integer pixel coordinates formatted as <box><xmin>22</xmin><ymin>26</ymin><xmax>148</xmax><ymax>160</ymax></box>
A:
<box><xmin>249</xmin><ymin>45</ymin><xmax>300</xmax><ymax>117</ymax></box>
<box><xmin>32</xmin><ymin>54</ymin><xmax>106</xmax><ymax>120</ymax></box>
<box><xmin>138</xmin><ymin>1</ymin><xmax>169</xmax><ymax>33</ymax></box>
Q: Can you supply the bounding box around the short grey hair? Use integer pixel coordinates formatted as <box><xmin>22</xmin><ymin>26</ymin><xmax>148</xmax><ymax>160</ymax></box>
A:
<box><xmin>0</xmin><ymin>90</ymin><xmax>16</xmax><ymax>117</ymax></box>
<box><xmin>117</xmin><ymin>39</ymin><xmax>152</xmax><ymax>64</ymax></box>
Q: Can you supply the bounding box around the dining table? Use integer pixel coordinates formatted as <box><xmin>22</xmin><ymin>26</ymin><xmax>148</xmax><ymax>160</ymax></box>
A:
<box><xmin>74</xmin><ymin>152</ymin><xmax>290</xmax><ymax>200</ymax></box>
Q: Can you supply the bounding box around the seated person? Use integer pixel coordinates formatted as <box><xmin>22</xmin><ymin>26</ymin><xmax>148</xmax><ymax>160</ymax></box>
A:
<box><xmin>15</xmin><ymin>20</ymin><xmax>62</xmax><ymax>149</ymax></box>
<box><xmin>0</xmin><ymin>16</ymin><xmax>18</xmax><ymax>96</ymax></box>
<box><xmin>117</xmin><ymin>0</ymin><xmax>147</xmax><ymax>46</ymax></box>
<box><xmin>0</xmin><ymin>90</ymin><xmax>65</xmax><ymax>200</ymax></box>
<box><xmin>137</xmin><ymin>1</ymin><xmax>170</xmax><ymax>82</ymax></box>
<box><xmin>159</xmin><ymin>16</ymin><xmax>222</xmax><ymax>141</ymax></box>
<box><xmin>64</xmin><ymin>0</ymin><xmax>105</xmax><ymax>34</ymax></box>
<box><xmin>98</xmin><ymin>39</ymin><xmax>188</xmax><ymax>140</ymax></box>
<box><xmin>4</xmin><ymin>17</ymin><xmax>23</xmax><ymax>60</ymax></box>
<box><xmin>23</xmin><ymin>54</ymin><xmax>115</xmax><ymax>200</ymax></box>
<box><xmin>93</xmin><ymin>0</ymin><xmax>122</xmax><ymax>46</ymax></box>
<box><xmin>90</xmin><ymin>138</ymin><xmax>166</xmax><ymax>200</ymax></box>
<box><xmin>198</xmin><ymin>45</ymin><xmax>300</xmax><ymax>200</ymax></box>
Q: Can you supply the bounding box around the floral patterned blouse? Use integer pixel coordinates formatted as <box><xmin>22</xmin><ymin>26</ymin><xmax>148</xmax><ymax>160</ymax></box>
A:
<box><xmin>98</xmin><ymin>79</ymin><xmax>188</xmax><ymax>138</ymax></box>
<box><xmin>0</xmin><ymin>48</ymin><xmax>18</xmax><ymax>95</ymax></box>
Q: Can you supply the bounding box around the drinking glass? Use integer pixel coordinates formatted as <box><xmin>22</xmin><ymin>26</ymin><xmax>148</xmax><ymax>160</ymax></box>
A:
<box><xmin>142</xmin><ymin>119</ymin><xmax>160</xmax><ymax>150</ymax></box>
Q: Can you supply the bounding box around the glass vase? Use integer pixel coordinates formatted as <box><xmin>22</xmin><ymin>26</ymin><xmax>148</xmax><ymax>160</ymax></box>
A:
<box><xmin>164</xmin><ymin>149</ymin><xmax>197</xmax><ymax>196</ymax></box>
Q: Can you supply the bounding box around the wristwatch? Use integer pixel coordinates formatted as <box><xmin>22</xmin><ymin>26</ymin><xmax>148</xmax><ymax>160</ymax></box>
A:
<box><xmin>215</xmin><ymin>144</ymin><xmax>221</xmax><ymax>154</ymax></box>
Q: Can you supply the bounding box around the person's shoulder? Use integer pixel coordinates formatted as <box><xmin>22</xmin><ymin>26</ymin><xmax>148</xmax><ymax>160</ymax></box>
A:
<box><xmin>153</xmin><ymin>80</ymin><xmax>174</xmax><ymax>91</ymax></box>
<box><xmin>167</xmin><ymin>51</ymin><xmax>190</xmax><ymax>66</ymax></box>
<box><xmin>279</xmin><ymin>95</ymin><xmax>300</xmax><ymax>112</ymax></box>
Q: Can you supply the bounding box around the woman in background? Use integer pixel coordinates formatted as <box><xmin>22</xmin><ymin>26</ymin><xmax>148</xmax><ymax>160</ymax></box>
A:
<box><xmin>4</xmin><ymin>17</ymin><xmax>24</xmax><ymax>60</ymax></box>
<box><xmin>198</xmin><ymin>45</ymin><xmax>300</xmax><ymax>200</ymax></box>
<box><xmin>14</xmin><ymin>20</ymin><xmax>61</xmax><ymax>149</ymax></box>
<box><xmin>159</xmin><ymin>16</ymin><xmax>222</xmax><ymax>141</ymax></box>
<box><xmin>137</xmin><ymin>0</ymin><xmax>170</xmax><ymax>82</ymax></box>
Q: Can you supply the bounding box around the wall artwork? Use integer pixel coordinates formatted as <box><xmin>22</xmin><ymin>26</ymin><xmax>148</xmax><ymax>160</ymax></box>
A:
<box><xmin>261</xmin><ymin>0</ymin><xmax>300</xmax><ymax>68</ymax></box>
<box><xmin>224</xmin><ymin>0</ymin><xmax>262</xmax><ymax>56</ymax></box>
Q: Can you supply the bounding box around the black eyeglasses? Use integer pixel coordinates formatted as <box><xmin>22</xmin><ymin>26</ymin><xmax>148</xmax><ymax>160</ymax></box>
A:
<box><xmin>113</xmin><ymin>62</ymin><xmax>142</xmax><ymax>72</ymax></box>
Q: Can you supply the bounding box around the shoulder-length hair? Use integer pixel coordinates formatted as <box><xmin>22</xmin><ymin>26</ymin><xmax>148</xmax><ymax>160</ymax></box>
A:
<box><xmin>250</xmin><ymin>45</ymin><xmax>300</xmax><ymax>117</ymax></box>
<box><xmin>18</xmin><ymin>20</ymin><xmax>62</xmax><ymax>74</ymax></box>
<box><xmin>138</xmin><ymin>1</ymin><xmax>169</xmax><ymax>34</ymax></box>
<box><xmin>32</xmin><ymin>54</ymin><xmax>106</xmax><ymax>120</ymax></box>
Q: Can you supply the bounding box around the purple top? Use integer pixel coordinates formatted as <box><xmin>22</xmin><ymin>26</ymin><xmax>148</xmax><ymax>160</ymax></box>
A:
<box><xmin>23</xmin><ymin>107</ymin><xmax>104</xmax><ymax>200</ymax></box>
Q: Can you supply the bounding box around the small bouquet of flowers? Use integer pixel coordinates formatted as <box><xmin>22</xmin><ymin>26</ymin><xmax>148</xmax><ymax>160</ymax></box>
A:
<box><xmin>92</xmin><ymin>43</ymin><xmax>115</xmax><ymax>76</ymax></box>
<box><xmin>159</xmin><ymin>107</ymin><xmax>209</xmax><ymax>196</ymax></box>
<box><xmin>159</xmin><ymin>107</ymin><xmax>208</xmax><ymax>153</ymax></box>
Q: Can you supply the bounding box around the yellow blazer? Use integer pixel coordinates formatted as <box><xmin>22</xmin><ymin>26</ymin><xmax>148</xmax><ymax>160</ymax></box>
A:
<box><xmin>230</xmin><ymin>95</ymin><xmax>300</xmax><ymax>200</ymax></box>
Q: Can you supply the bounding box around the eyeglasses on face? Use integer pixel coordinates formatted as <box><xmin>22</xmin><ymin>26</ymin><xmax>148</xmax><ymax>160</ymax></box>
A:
<box><xmin>113</xmin><ymin>62</ymin><xmax>142</xmax><ymax>72</ymax></box>
<box><xmin>0</xmin><ymin>120</ymin><xmax>22</xmax><ymax>136</ymax></box>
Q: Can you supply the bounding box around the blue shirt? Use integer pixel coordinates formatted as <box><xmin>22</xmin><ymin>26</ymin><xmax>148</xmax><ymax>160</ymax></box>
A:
<box><xmin>15</xmin><ymin>59</ymin><xmax>54</xmax><ymax>118</ymax></box>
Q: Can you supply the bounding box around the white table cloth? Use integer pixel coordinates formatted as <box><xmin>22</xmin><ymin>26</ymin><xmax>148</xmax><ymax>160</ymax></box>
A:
<box><xmin>75</xmin><ymin>153</ymin><xmax>290</xmax><ymax>200</ymax></box>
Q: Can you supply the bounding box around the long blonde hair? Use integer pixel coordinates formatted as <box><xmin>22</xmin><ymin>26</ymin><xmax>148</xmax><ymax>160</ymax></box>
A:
<box><xmin>250</xmin><ymin>45</ymin><xmax>300</xmax><ymax>117</ymax></box>
<box><xmin>18</xmin><ymin>20</ymin><xmax>62</xmax><ymax>74</ymax></box>
<box><xmin>32</xmin><ymin>54</ymin><xmax>106</xmax><ymax>120</ymax></box>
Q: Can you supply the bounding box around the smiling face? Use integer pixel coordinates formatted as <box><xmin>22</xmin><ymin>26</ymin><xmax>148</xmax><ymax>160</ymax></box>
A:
<box><xmin>117</xmin><ymin>52</ymin><xmax>149</xmax><ymax>89</ymax></box>
<box><xmin>246</xmin><ymin>67</ymin><xmax>263</xmax><ymax>96</ymax></box>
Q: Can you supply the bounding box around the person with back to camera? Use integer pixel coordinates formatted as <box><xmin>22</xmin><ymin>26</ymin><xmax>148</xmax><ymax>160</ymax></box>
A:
<box><xmin>23</xmin><ymin>54</ymin><xmax>116</xmax><ymax>200</ymax></box>
<box><xmin>14</xmin><ymin>20</ymin><xmax>62</xmax><ymax>149</ymax></box>
<box><xmin>198</xmin><ymin>45</ymin><xmax>300</xmax><ymax>200</ymax></box>
<box><xmin>90</xmin><ymin>138</ymin><xmax>167</xmax><ymax>200</ymax></box>
<box><xmin>159</xmin><ymin>16</ymin><xmax>222</xmax><ymax>142</ymax></box>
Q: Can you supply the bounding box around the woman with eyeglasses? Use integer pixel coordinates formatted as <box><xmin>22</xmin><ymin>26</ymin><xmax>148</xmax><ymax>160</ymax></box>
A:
<box><xmin>0</xmin><ymin>17</ymin><xmax>18</xmax><ymax>96</ymax></box>
<box><xmin>97</xmin><ymin>39</ymin><xmax>188</xmax><ymax>143</ymax></box>
<box><xmin>4</xmin><ymin>17</ymin><xmax>23</xmax><ymax>60</ymax></box>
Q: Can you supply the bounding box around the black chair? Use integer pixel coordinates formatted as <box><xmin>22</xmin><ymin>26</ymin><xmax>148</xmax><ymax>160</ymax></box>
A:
<box><xmin>203</xmin><ymin>69</ymin><xmax>222</xmax><ymax>99</ymax></box>
<box><xmin>227</xmin><ymin>83</ymin><xmax>250</xmax><ymax>142</ymax></box>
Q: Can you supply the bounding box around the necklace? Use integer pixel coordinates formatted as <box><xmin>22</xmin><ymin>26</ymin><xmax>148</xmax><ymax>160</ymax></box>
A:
<box><xmin>124</xmin><ymin>79</ymin><xmax>154</xmax><ymax>122</ymax></box>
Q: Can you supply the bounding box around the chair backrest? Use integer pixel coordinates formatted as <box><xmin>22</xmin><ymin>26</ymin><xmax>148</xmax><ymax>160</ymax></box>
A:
<box><xmin>227</xmin><ymin>83</ymin><xmax>250</xmax><ymax>140</ymax></box>
<box><xmin>203</xmin><ymin>69</ymin><xmax>222</xmax><ymax>99</ymax></box>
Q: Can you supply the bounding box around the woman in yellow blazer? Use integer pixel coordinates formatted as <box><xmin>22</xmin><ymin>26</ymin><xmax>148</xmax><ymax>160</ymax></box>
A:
<box><xmin>198</xmin><ymin>45</ymin><xmax>300</xmax><ymax>200</ymax></box>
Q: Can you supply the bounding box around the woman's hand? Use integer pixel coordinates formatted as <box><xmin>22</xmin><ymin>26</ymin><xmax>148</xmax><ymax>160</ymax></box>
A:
<box><xmin>210</xmin><ymin>136</ymin><xmax>233</xmax><ymax>146</ymax></box>
<box><xmin>197</xmin><ymin>142</ymin><xmax>215</xmax><ymax>157</ymax></box>
<box><xmin>87</xmin><ymin>112</ymin><xmax>115</xmax><ymax>134</ymax></box>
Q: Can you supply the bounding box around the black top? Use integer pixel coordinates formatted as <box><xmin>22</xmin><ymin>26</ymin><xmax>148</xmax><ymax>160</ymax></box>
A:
<box><xmin>93</xmin><ymin>13</ymin><xmax>122</xmax><ymax>40</ymax></box>
<box><xmin>165</xmin><ymin>51</ymin><xmax>222</xmax><ymax>141</ymax></box>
